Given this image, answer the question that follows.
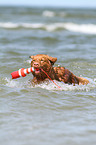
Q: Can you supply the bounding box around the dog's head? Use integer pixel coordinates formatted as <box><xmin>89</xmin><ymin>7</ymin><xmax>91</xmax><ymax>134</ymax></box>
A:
<box><xmin>30</xmin><ymin>54</ymin><xmax>57</xmax><ymax>78</ymax></box>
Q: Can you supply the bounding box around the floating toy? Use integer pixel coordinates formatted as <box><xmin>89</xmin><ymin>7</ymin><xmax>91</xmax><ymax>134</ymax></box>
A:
<box><xmin>11</xmin><ymin>67</ymin><xmax>35</xmax><ymax>79</ymax></box>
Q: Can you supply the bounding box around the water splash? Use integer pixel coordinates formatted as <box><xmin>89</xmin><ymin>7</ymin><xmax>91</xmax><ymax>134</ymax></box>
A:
<box><xmin>3</xmin><ymin>77</ymin><xmax>24</xmax><ymax>88</ymax></box>
<box><xmin>33</xmin><ymin>79</ymin><xmax>96</xmax><ymax>92</ymax></box>
<box><xmin>2</xmin><ymin>77</ymin><xmax>96</xmax><ymax>92</ymax></box>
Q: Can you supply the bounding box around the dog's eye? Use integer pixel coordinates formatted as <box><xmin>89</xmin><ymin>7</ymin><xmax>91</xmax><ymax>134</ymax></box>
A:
<box><xmin>41</xmin><ymin>58</ymin><xmax>45</xmax><ymax>62</ymax></box>
<box><xmin>32</xmin><ymin>59</ymin><xmax>35</xmax><ymax>62</ymax></box>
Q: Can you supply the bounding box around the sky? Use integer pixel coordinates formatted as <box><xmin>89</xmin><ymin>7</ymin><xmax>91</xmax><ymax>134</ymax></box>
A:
<box><xmin>0</xmin><ymin>0</ymin><xmax>96</xmax><ymax>8</ymax></box>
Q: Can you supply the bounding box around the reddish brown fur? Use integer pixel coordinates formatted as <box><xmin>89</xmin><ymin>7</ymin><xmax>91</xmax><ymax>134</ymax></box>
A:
<box><xmin>30</xmin><ymin>54</ymin><xmax>89</xmax><ymax>85</ymax></box>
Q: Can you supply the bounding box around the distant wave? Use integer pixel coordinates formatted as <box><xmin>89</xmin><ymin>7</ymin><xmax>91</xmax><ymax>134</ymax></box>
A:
<box><xmin>42</xmin><ymin>10</ymin><xmax>66</xmax><ymax>17</ymax></box>
<box><xmin>0</xmin><ymin>22</ymin><xmax>44</xmax><ymax>29</ymax></box>
<box><xmin>64</xmin><ymin>23</ymin><xmax>96</xmax><ymax>34</ymax></box>
<box><xmin>42</xmin><ymin>11</ymin><xmax>55</xmax><ymax>17</ymax></box>
<box><xmin>0</xmin><ymin>22</ymin><xmax>96</xmax><ymax>34</ymax></box>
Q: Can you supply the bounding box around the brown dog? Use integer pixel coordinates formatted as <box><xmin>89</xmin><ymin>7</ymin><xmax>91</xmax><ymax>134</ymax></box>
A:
<box><xmin>30</xmin><ymin>54</ymin><xmax>89</xmax><ymax>85</ymax></box>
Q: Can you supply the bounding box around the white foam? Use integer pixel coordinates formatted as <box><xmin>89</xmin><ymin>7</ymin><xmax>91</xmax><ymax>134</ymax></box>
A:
<box><xmin>0</xmin><ymin>22</ymin><xmax>44</xmax><ymax>29</ymax></box>
<box><xmin>34</xmin><ymin>79</ymin><xmax>96</xmax><ymax>92</ymax></box>
<box><xmin>25</xmin><ymin>59</ymin><xmax>32</xmax><ymax>64</ymax></box>
<box><xmin>3</xmin><ymin>77</ymin><xmax>96</xmax><ymax>92</ymax></box>
<box><xmin>94</xmin><ymin>78</ymin><xmax>96</xmax><ymax>82</ymax></box>
<box><xmin>45</xmin><ymin>23</ymin><xmax>96</xmax><ymax>34</ymax></box>
<box><xmin>42</xmin><ymin>11</ymin><xmax>55</xmax><ymax>17</ymax></box>
<box><xmin>0</xmin><ymin>22</ymin><xmax>19</xmax><ymax>28</ymax></box>
<box><xmin>63</xmin><ymin>23</ymin><xmax>96</xmax><ymax>34</ymax></box>
<box><xmin>21</xmin><ymin>23</ymin><xmax>44</xmax><ymax>28</ymax></box>
<box><xmin>0</xmin><ymin>22</ymin><xmax>96</xmax><ymax>34</ymax></box>
<box><xmin>4</xmin><ymin>77</ymin><xmax>23</xmax><ymax>88</ymax></box>
<box><xmin>42</xmin><ymin>11</ymin><xmax>66</xmax><ymax>17</ymax></box>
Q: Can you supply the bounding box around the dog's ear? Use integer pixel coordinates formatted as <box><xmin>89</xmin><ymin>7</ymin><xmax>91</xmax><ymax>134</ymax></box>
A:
<box><xmin>48</xmin><ymin>56</ymin><xmax>57</xmax><ymax>65</ymax></box>
<box><xmin>29</xmin><ymin>55</ymin><xmax>34</xmax><ymax>59</ymax></box>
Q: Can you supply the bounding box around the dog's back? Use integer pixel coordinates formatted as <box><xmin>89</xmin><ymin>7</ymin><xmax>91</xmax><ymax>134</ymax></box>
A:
<box><xmin>54</xmin><ymin>67</ymin><xmax>79</xmax><ymax>84</ymax></box>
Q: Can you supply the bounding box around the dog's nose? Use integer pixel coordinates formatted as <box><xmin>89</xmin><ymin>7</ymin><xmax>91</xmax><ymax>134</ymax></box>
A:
<box><xmin>33</xmin><ymin>62</ymin><xmax>40</xmax><ymax>67</ymax></box>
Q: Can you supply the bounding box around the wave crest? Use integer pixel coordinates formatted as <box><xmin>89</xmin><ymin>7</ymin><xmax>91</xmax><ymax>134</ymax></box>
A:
<box><xmin>0</xmin><ymin>22</ymin><xmax>96</xmax><ymax>34</ymax></box>
<box><xmin>42</xmin><ymin>11</ymin><xmax>55</xmax><ymax>17</ymax></box>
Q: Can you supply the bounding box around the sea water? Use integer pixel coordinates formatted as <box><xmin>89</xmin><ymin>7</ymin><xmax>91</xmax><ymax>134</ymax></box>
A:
<box><xmin>0</xmin><ymin>6</ymin><xmax>96</xmax><ymax>145</ymax></box>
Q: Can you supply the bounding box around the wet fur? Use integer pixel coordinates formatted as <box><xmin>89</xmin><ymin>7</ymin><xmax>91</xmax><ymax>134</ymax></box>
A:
<box><xmin>30</xmin><ymin>54</ymin><xmax>89</xmax><ymax>85</ymax></box>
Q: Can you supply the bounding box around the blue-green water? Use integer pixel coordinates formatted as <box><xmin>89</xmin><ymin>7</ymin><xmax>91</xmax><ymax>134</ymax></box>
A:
<box><xmin>0</xmin><ymin>6</ymin><xmax>96</xmax><ymax>145</ymax></box>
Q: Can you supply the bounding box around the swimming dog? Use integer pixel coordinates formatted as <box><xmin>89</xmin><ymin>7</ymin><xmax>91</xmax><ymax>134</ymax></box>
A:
<box><xmin>30</xmin><ymin>54</ymin><xmax>89</xmax><ymax>85</ymax></box>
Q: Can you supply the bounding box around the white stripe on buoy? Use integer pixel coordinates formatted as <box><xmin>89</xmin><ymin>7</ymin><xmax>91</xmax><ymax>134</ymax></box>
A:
<box><xmin>28</xmin><ymin>68</ymin><xmax>31</xmax><ymax>73</ymax></box>
<box><xmin>24</xmin><ymin>69</ymin><xmax>27</xmax><ymax>74</ymax></box>
<box><xmin>32</xmin><ymin>67</ymin><xmax>34</xmax><ymax>72</ymax></box>
<box><xmin>19</xmin><ymin>69</ymin><xmax>22</xmax><ymax>77</ymax></box>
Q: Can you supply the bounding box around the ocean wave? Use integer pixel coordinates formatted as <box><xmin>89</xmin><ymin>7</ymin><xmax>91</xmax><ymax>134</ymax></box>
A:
<box><xmin>0</xmin><ymin>22</ymin><xmax>96</xmax><ymax>34</ymax></box>
<box><xmin>63</xmin><ymin>23</ymin><xmax>96</xmax><ymax>34</ymax></box>
<box><xmin>42</xmin><ymin>10</ymin><xmax>66</xmax><ymax>17</ymax></box>
<box><xmin>0</xmin><ymin>22</ymin><xmax>44</xmax><ymax>29</ymax></box>
<box><xmin>42</xmin><ymin>11</ymin><xmax>55</xmax><ymax>17</ymax></box>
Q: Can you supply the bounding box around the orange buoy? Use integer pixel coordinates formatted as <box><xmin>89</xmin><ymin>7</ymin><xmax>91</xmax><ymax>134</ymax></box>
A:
<box><xmin>11</xmin><ymin>67</ymin><xmax>35</xmax><ymax>79</ymax></box>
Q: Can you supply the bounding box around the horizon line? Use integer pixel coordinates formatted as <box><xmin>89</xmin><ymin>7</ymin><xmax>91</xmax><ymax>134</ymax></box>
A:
<box><xmin>0</xmin><ymin>4</ymin><xmax>96</xmax><ymax>9</ymax></box>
